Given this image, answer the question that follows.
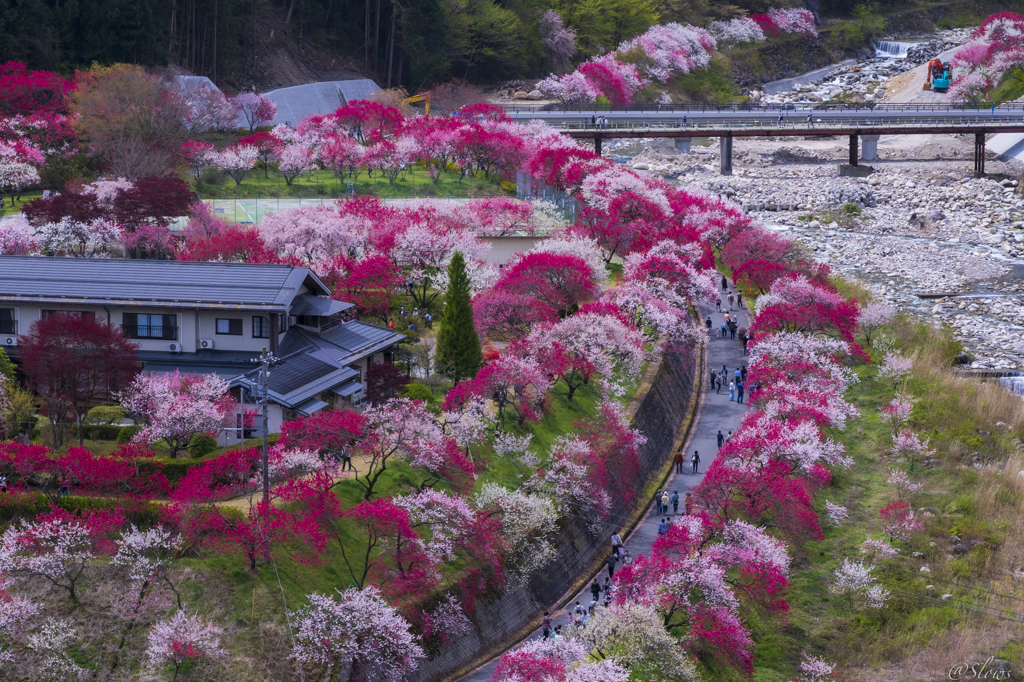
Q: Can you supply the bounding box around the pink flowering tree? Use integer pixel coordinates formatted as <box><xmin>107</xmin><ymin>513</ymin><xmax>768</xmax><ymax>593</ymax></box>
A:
<box><xmin>796</xmin><ymin>654</ymin><xmax>836</xmax><ymax>682</ymax></box>
<box><xmin>260</xmin><ymin>204</ymin><xmax>362</xmax><ymax>267</ymax></box>
<box><xmin>233</xmin><ymin>92</ymin><xmax>277</xmax><ymax>131</ymax></box>
<box><xmin>290</xmin><ymin>586</ymin><xmax>425</xmax><ymax>682</ymax></box>
<box><xmin>276</xmin><ymin>142</ymin><xmax>316</xmax><ymax>186</ymax></box>
<box><xmin>890</xmin><ymin>430</ymin><xmax>934</xmax><ymax>471</ymax></box>
<box><xmin>216</xmin><ymin>145</ymin><xmax>259</xmax><ymax>186</ymax></box>
<box><xmin>880</xmin><ymin>500</ymin><xmax>923</xmax><ymax>543</ymax></box>
<box><xmin>0</xmin><ymin>576</ymin><xmax>39</xmax><ymax>668</ymax></box>
<box><xmin>879</xmin><ymin>394</ymin><xmax>915</xmax><ymax>437</ymax></box>
<box><xmin>708</xmin><ymin>17</ymin><xmax>766</xmax><ymax>46</ymax></box>
<box><xmin>877</xmin><ymin>353</ymin><xmax>913</xmax><ymax>390</ymax></box>
<box><xmin>351</xmin><ymin>398</ymin><xmax>447</xmax><ymax>500</ymax></box>
<box><xmin>886</xmin><ymin>468</ymin><xmax>922</xmax><ymax>500</ymax></box>
<box><xmin>0</xmin><ymin>513</ymin><xmax>96</xmax><ymax>603</ymax></box>
<box><xmin>858</xmin><ymin>301</ymin><xmax>895</xmax><ymax>347</ymax></box>
<box><xmin>539</xmin><ymin>10</ymin><xmax>577</xmax><ymax>71</ymax></box>
<box><xmin>119</xmin><ymin>371</ymin><xmax>234</xmax><ymax>457</ymax></box>
<box><xmin>617</xmin><ymin>23</ymin><xmax>715</xmax><ymax>83</ymax></box>
<box><xmin>147</xmin><ymin>611</ymin><xmax>226</xmax><ymax>680</ymax></box>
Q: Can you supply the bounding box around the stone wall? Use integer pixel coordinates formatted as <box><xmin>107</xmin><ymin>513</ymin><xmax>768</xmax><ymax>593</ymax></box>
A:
<box><xmin>408</xmin><ymin>348</ymin><xmax>699</xmax><ymax>682</ymax></box>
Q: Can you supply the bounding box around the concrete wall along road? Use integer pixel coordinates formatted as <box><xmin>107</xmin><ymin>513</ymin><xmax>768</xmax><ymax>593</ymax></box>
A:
<box><xmin>408</xmin><ymin>347</ymin><xmax>699</xmax><ymax>682</ymax></box>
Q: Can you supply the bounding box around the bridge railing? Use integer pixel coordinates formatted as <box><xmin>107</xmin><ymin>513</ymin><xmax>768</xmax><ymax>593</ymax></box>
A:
<box><xmin>553</xmin><ymin>116</ymin><xmax>1024</xmax><ymax>133</ymax></box>
<box><xmin>504</xmin><ymin>102</ymin><xmax>1024</xmax><ymax>114</ymax></box>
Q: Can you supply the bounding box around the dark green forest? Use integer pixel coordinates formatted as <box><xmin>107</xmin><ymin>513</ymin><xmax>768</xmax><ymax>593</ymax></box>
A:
<box><xmin>0</xmin><ymin>0</ymin><xmax>916</xmax><ymax>88</ymax></box>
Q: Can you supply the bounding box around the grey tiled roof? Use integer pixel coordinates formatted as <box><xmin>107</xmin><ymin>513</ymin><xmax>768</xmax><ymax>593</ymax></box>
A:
<box><xmin>0</xmin><ymin>256</ymin><xmax>330</xmax><ymax>310</ymax></box>
<box><xmin>290</xmin><ymin>294</ymin><xmax>354</xmax><ymax>317</ymax></box>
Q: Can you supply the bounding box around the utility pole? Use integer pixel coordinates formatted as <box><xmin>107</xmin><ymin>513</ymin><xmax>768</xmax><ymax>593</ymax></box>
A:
<box><xmin>251</xmin><ymin>347</ymin><xmax>281</xmax><ymax>507</ymax></box>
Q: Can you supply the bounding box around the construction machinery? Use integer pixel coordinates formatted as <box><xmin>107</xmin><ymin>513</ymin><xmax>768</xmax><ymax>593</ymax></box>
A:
<box><xmin>402</xmin><ymin>92</ymin><xmax>431</xmax><ymax>115</ymax></box>
<box><xmin>923</xmin><ymin>59</ymin><xmax>950</xmax><ymax>92</ymax></box>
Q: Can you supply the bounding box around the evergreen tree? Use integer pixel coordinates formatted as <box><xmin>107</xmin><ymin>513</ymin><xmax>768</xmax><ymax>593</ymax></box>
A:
<box><xmin>435</xmin><ymin>251</ymin><xmax>482</xmax><ymax>382</ymax></box>
<box><xmin>0</xmin><ymin>347</ymin><xmax>15</xmax><ymax>382</ymax></box>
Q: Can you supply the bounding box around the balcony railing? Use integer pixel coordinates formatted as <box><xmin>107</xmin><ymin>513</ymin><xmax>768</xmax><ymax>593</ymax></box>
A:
<box><xmin>0</xmin><ymin>320</ymin><xmax>16</xmax><ymax>335</ymax></box>
<box><xmin>120</xmin><ymin>324</ymin><xmax>178</xmax><ymax>340</ymax></box>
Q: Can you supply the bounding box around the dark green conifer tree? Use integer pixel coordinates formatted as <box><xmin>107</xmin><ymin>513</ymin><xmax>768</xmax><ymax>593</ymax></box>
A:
<box><xmin>435</xmin><ymin>251</ymin><xmax>482</xmax><ymax>382</ymax></box>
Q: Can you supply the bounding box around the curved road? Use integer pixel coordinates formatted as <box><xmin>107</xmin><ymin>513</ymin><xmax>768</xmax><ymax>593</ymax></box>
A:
<box><xmin>456</xmin><ymin>291</ymin><xmax>753</xmax><ymax>681</ymax></box>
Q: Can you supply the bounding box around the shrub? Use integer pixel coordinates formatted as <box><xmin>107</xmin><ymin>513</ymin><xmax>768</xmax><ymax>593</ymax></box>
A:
<box><xmin>116</xmin><ymin>425</ymin><xmax>142</xmax><ymax>443</ymax></box>
<box><xmin>189</xmin><ymin>434</ymin><xmax>219</xmax><ymax>457</ymax></box>
<box><xmin>402</xmin><ymin>383</ymin><xmax>437</xmax><ymax>405</ymax></box>
<box><xmin>86</xmin><ymin>405</ymin><xmax>125</xmax><ymax>425</ymax></box>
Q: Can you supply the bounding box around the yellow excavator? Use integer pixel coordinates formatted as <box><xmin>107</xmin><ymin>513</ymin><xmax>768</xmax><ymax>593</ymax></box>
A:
<box><xmin>402</xmin><ymin>92</ymin><xmax>431</xmax><ymax>115</ymax></box>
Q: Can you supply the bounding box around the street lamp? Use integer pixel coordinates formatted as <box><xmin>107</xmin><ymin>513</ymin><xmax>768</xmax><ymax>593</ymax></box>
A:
<box><xmin>250</xmin><ymin>347</ymin><xmax>282</xmax><ymax>507</ymax></box>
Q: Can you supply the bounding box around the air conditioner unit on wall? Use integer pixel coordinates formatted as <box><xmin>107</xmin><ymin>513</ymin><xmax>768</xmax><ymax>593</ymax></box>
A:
<box><xmin>168</xmin><ymin>342</ymin><xmax>182</xmax><ymax>353</ymax></box>
<box><xmin>199</xmin><ymin>339</ymin><xmax>214</xmax><ymax>350</ymax></box>
<box><xmin>2</xmin><ymin>337</ymin><xmax>15</xmax><ymax>346</ymax></box>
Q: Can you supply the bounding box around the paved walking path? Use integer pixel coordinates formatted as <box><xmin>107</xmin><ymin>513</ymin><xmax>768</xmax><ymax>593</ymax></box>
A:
<box><xmin>457</xmin><ymin>290</ymin><xmax>753</xmax><ymax>681</ymax></box>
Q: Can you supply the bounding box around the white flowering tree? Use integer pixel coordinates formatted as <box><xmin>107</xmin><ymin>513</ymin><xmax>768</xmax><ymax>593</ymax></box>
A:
<box><xmin>830</xmin><ymin>558</ymin><xmax>890</xmax><ymax>609</ymax></box>
<box><xmin>147</xmin><ymin>611</ymin><xmax>225</xmax><ymax>680</ymax></box>
<box><xmin>290</xmin><ymin>586</ymin><xmax>425</xmax><ymax>682</ymax></box>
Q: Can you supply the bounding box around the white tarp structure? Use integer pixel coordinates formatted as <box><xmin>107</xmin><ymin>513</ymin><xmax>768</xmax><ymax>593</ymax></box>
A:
<box><xmin>263</xmin><ymin>79</ymin><xmax>381</xmax><ymax>126</ymax></box>
<box><xmin>169</xmin><ymin>75</ymin><xmax>382</xmax><ymax>127</ymax></box>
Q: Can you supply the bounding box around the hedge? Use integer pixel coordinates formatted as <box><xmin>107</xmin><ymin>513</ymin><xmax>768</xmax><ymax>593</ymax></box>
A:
<box><xmin>0</xmin><ymin>493</ymin><xmax>163</xmax><ymax>525</ymax></box>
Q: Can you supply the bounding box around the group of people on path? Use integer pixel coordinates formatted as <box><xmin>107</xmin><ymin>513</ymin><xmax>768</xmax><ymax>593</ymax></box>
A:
<box><xmin>706</xmin><ymin>277</ymin><xmax>750</xmax><ymax>353</ymax></box>
<box><xmin>708</xmin><ymin>364</ymin><xmax>757</xmax><ymax>405</ymax></box>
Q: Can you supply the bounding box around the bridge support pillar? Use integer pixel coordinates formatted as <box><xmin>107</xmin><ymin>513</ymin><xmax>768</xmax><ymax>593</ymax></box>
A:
<box><xmin>849</xmin><ymin>134</ymin><xmax>859</xmax><ymax>166</ymax></box>
<box><xmin>675</xmin><ymin>137</ymin><xmax>691</xmax><ymax>153</ymax></box>
<box><xmin>594</xmin><ymin>135</ymin><xmax>603</xmax><ymax>156</ymax></box>
<box><xmin>861</xmin><ymin>135</ymin><xmax>879</xmax><ymax>162</ymax></box>
<box><xmin>974</xmin><ymin>132</ymin><xmax>986</xmax><ymax>177</ymax></box>
<box><xmin>719</xmin><ymin>134</ymin><xmax>733</xmax><ymax>175</ymax></box>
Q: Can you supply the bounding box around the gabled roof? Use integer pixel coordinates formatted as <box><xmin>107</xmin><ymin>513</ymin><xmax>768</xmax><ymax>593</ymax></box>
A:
<box><xmin>280</xmin><ymin>320</ymin><xmax>407</xmax><ymax>366</ymax></box>
<box><xmin>290</xmin><ymin>294</ymin><xmax>354</xmax><ymax>317</ymax></box>
<box><xmin>0</xmin><ymin>256</ymin><xmax>330</xmax><ymax>311</ymax></box>
<box><xmin>231</xmin><ymin>320</ymin><xmax>405</xmax><ymax>411</ymax></box>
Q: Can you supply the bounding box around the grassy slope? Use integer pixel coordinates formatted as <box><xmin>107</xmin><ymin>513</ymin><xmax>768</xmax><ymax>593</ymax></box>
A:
<box><xmin>750</xmin><ymin>315</ymin><xmax>1024</xmax><ymax>680</ymax></box>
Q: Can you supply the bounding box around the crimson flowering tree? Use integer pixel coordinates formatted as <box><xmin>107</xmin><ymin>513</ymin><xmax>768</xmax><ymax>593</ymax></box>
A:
<box><xmin>20</xmin><ymin>312</ymin><xmax>139</xmax><ymax>448</ymax></box>
<box><xmin>119</xmin><ymin>371</ymin><xmax>233</xmax><ymax>457</ymax></box>
<box><xmin>334</xmin><ymin>100</ymin><xmax>403</xmax><ymax>143</ymax></box>
<box><xmin>280</xmin><ymin>409</ymin><xmax>366</xmax><ymax>461</ymax></box>
<box><xmin>331</xmin><ymin>253</ymin><xmax>401</xmax><ymax>322</ymax></box>
<box><xmin>180</xmin><ymin>140</ymin><xmax>216</xmax><ymax>185</ymax></box>
<box><xmin>23</xmin><ymin>191</ymin><xmax>101</xmax><ymax>227</ymax></box>
<box><xmin>493</xmin><ymin>252</ymin><xmax>597</xmax><ymax>318</ymax></box>
<box><xmin>177</xmin><ymin>226</ymin><xmax>281</xmax><ymax>263</ymax></box>
<box><xmin>0</xmin><ymin>62</ymin><xmax>74</xmax><ymax>117</ymax></box>
<box><xmin>731</xmin><ymin>259</ymin><xmax>789</xmax><ymax>295</ymax></box>
<box><xmin>879</xmin><ymin>500</ymin><xmax>923</xmax><ymax>543</ymax></box>
<box><xmin>472</xmin><ymin>289</ymin><xmax>547</xmax><ymax>341</ymax></box>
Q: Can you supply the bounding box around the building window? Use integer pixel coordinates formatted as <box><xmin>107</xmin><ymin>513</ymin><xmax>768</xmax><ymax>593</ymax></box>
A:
<box><xmin>0</xmin><ymin>309</ymin><xmax>15</xmax><ymax>335</ymax></box>
<box><xmin>42</xmin><ymin>310</ymin><xmax>95</xmax><ymax>320</ymax></box>
<box><xmin>216</xmin><ymin>318</ymin><xmax>243</xmax><ymax>335</ymax></box>
<box><xmin>252</xmin><ymin>316</ymin><xmax>270</xmax><ymax>338</ymax></box>
<box><xmin>295</xmin><ymin>315</ymin><xmax>318</xmax><ymax>327</ymax></box>
<box><xmin>122</xmin><ymin>313</ymin><xmax>177</xmax><ymax>340</ymax></box>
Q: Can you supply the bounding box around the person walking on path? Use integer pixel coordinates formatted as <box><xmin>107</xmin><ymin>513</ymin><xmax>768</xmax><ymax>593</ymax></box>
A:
<box><xmin>728</xmin><ymin>293</ymin><xmax>734</xmax><ymax>310</ymax></box>
<box><xmin>721</xmin><ymin>275</ymin><xmax>728</xmax><ymax>292</ymax></box>
<box><xmin>611</xmin><ymin>532</ymin><xmax>623</xmax><ymax>557</ymax></box>
<box><xmin>591</xmin><ymin>580</ymin><xmax>601</xmax><ymax>603</ymax></box>
<box><xmin>542</xmin><ymin>612</ymin><xmax>552</xmax><ymax>639</ymax></box>
<box><xmin>737</xmin><ymin>293</ymin><xmax>743</xmax><ymax>308</ymax></box>
<box><xmin>708</xmin><ymin>367</ymin><xmax>717</xmax><ymax>389</ymax></box>
<box><xmin>684</xmin><ymin>491</ymin><xmax>693</xmax><ymax>515</ymax></box>
<box><xmin>658</xmin><ymin>518</ymin><xmax>669</xmax><ymax>535</ymax></box>
<box><xmin>661</xmin><ymin>490</ymin><xmax>670</xmax><ymax>515</ymax></box>
<box><xmin>621</xmin><ymin>549</ymin><xmax>633</xmax><ymax>566</ymax></box>
<box><xmin>717</xmin><ymin>430</ymin><xmax>725</xmax><ymax>450</ymax></box>
<box><xmin>716</xmin><ymin>296</ymin><xmax>722</xmax><ymax>311</ymax></box>
<box><xmin>729</xmin><ymin>320</ymin><xmax>737</xmax><ymax>340</ymax></box>
<box><xmin>807</xmin><ymin>114</ymin><xmax>813</xmax><ymax>128</ymax></box>
<box><xmin>674</xmin><ymin>450</ymin><xmax>684</xmax><ymax>474</ymax></box>
<box><xmin>606</xmin><ymin>553</ymin><xmax>618</xmax><ymax>579</ymax></box>
<box><xmin>735</xmin><ymin>367</ymin><xmax>742</xmax><ymax>382</ymax></box>
<box><xmin>737</xmin><ymin>381</ymin><xmax>745</xmax><ymax>405</ymax></box>
<box><xmin>720</xmin><ymin>321</ymin><xmax>728</xmax><ymax>339</ymax></box>
<box><xmin>691</xmin><ymin>450</ymin><xmax>701</xmax><ymax>474</ymax></box>
<box><xmin>741</xmin><ymin>365</ymin><xmax>747</xmax><ymax>382</ymax></box>
<box><xmin>671</xmin><ymin>490</ymin><xmax>679</xmax><ymax>514</ymax></box>
<box><xmin>729</xmin><ymin>380</ymin><xmax>736</xmax><ymax>401</ymax></box>
<box><xmin>706</xmin><ymin>316</ymin><xmax>712</xmax><ymax>335</ymax></box>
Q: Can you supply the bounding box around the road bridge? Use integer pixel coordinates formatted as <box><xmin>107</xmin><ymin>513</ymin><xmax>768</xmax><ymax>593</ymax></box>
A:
<box><xmin>504</xmin><ymin>104</ymin><xmax>1024</xmax><ymax>176</ymax></box>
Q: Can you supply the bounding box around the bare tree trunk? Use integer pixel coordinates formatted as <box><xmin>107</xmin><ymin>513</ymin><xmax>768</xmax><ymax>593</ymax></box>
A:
<box><xmin>212</xmin><ymin>0</ymin><xmax>218</xmax><ymax>83</ymax></box>
<box><xmin>284</xmin><ymin>0</ymin><xmax>298</xmax><ymax>25</ymax></box>
<box><xmin>373</xmin><ymin>0</ymin><xmax>381</xmax><ymax>73</ymax></box>
<box><xmin>364</xmin><ymin>0</ymin><xmax>370</xmax><ymax>68</ymax></box>
<box><xmin>385</xmin><ymin>5</ymin><xmax>396</xmax><ymax>87</ymax></box>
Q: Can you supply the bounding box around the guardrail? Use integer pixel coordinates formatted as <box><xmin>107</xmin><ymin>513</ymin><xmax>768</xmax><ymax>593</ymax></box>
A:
<box><xmin>554</xmin><ymin>117</ymin><xmax>1024</xmax><ymax>133</ymax></box>
<box><xmin>504</xmin><ymin>102</ymin><xmax>1024</xmax><ymax>114</ymax></box>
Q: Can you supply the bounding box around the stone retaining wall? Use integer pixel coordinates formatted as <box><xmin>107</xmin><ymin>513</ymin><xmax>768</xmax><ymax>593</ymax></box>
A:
<box><xmin>408</xmin><ymin>348</ymin><xmax>699</xmax><ymax>682</ymax></box>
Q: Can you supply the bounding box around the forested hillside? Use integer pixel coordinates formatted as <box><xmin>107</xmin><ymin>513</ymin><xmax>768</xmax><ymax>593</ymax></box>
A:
<box><xmin>0</xmin><ymin>0</ymin><xmax>907</xmax><ymax>92</ymax></box>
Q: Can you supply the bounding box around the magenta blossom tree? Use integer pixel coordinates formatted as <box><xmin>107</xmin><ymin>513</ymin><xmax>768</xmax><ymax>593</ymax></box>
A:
<box><xmin>147</xmin><ymin>611</ymin><xmax>226</xmax><ymax>680</ymax></box>
<box><xmin>232</xmin><ymin>92</ymin><xmax>277</xmax><ymax>131</ymax></box>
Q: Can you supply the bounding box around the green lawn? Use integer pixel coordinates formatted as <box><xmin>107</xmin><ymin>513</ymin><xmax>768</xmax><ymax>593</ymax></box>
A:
<box><xmin>0</xmin><ymin>190</ymin><xmax>43</xmax><ymax>216</ymax></box>
<box><xmin>194</xmin><ymin>165</ymin><xmax>512</xmax><ymax>201</ymax></box>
